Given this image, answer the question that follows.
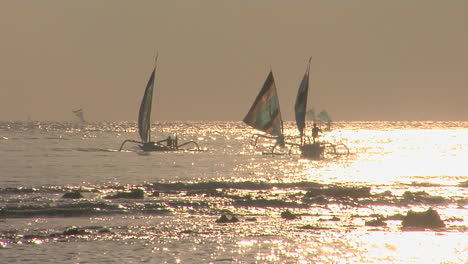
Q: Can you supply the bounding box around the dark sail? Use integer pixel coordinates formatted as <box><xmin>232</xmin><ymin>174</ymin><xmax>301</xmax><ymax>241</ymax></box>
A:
<box><xmin>138</xmin><ymin>66</ymin><xmax>156</xmax><ymax>143</ymax></box>
<box><xmin>294</xmin><ymin>58</ymin><xmax>311</xmax><ymax>136</ymax></box>
<box><xmin>243</xmin><ymin>71</ymin><xmax>282</xmax><ymax>136</ymax></box>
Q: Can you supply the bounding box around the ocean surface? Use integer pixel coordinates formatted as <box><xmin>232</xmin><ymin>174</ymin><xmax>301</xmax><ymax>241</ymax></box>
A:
<box><xmin>0</xmin><ymin>121</ymin><xmax>466</xmax><ymax>263</ymax></box>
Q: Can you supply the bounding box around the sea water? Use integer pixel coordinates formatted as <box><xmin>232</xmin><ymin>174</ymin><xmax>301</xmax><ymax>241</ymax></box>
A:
<box><xmin>0</xmin><ymin>121</ymin><xmax>466</xmax><ymax>263</ymax></box>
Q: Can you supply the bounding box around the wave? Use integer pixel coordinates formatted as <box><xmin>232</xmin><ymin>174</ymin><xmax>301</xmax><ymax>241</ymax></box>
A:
<box><xmin>1</xmin><ymin>180</ymin><xmax>465</xmax><ymax>219</ymax></box>
<box><xmin>151</xmin><ymin>181</ymin><xmax>323</xmax><ymax>191</ymax></box>
<box><xmin>0</xmin><ymin>201</ymin><xmax>170</xmax><ymax>218</ymax></box>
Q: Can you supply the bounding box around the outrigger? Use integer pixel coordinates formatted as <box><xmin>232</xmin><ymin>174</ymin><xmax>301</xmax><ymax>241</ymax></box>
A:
<box><xmin>119</xmin><ymin>55</ymin><xmax>200</xmax><ymax>152</ymax></box>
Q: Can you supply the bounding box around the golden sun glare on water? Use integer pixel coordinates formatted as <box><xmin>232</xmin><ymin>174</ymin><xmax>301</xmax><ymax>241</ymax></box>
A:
<box><xmin>293</xmin><ymin>128</ymin><xmax>468</xmax><ymax>186</ymax></box>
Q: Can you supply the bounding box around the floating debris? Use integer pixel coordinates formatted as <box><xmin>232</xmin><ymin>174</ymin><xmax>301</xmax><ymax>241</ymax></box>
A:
<box><xmin>402</xmin><ymin>208</ymin><xmax>445</xmax><ymax>229</ymax></box>
<box><xmin>62</xmin><ymin>191</ymin><xmax>84</xmax><ymax>199</ymax></box>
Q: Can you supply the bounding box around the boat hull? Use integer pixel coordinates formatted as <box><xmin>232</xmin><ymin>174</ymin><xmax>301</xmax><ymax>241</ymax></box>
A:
<box><xmin>139</xmin><ymin>143</ymin><xmax>176</xmax><ymax>152</ymax></box>
<box><xmin>300</xmin><ymin>143</ymin><xmax>325</xmax><ymax>160</ymax></box>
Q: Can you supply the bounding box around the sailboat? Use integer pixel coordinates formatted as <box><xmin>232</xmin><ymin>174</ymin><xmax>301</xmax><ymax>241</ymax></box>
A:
<box><xmin>72</xmin><ymin>109</ymin><xmax>86</xmax><ymax>122</ymax></box>
<box><xmin>294</xmin><ymin>58</ymin><xmax>325</xmax><ymax>159</ymax></box>
<box><xmin>306</xmin><ymin>108</ymin><xmax>316</xmax><ymax>123</ymax></box>
<box><xmin>294</xmin><ymin>58</ymin><xmax>349</xmax><ymax>159</ymax></box>
<box><xmin>243</xmin><ymin>70</ymin><xmax>289</xmax><ymax>153</ymax></box>
<box><xmin>119</xmin><ymin>56</ymin><xmax>200</xmax><ymax>152</ymax></box>
<box><xmin>318</xmin><ymin>110</ymin><xmax>332</xmax><ymax>131</ymax></box>
<box><xmin>307</xmin><ymin>109</ymin><xmax>332</xmax><ymax>131</ymax></box>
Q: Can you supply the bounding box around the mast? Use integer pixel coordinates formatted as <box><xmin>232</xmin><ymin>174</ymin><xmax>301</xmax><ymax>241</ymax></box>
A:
<box><xmin>148</xmin><ymin>53</ymin><xmax>158</xmax><ymax>142</ymax></box>
<box><xmin>138</xmin><ymin>54</ymin><xmax>158</xmax><ymax>143</ymax></box>
<box><xmin>304</xmin><ymin>57</ymin><xmax>312</xmax><ymax>143</ymax></box>
<box><xmin>295</xmin><ymin>57</ymin><xmax>312</xmax><ymax>145</ymax></box>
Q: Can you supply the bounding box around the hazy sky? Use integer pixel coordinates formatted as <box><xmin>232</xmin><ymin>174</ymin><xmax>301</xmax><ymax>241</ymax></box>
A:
<box><xmin>1</xmin><ymin>1</ymin><xmax>467</xmax><ymax>121</ymax></box>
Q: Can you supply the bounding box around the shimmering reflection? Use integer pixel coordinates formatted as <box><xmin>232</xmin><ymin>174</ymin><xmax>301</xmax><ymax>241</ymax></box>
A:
<box><xmin>278</xmin><ymin>126</ymin><xmax>468</xmax><ymax>185</ymax></box>
<box><xmin>358</xmin><ymin>232</ymin><xmax>467</xmax><ymax>263</ymax></box>
<box><xmin>1</xmin><ymin>121</ymin><xmax>467</xmax><ymax>263</ymax></box>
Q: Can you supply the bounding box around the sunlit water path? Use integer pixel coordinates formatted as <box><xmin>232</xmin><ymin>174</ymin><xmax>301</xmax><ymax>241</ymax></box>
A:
<box><xmin>0</xmin><ymin>121</ymin><xmax>466</xmax><ymax>263</ymax></box>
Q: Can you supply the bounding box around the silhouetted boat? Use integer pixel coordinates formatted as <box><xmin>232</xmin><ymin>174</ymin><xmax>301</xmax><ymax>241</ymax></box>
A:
<box><xmin>244</xmin><ymin>61</ymin><xmax>348</xmax><ymax>158</ymax></box>
<box><xmin>243</xmin><ymin>70</ymin><xmax>291</xmax><ymax>154</ymax></box>
<box><xmin>119</xmin><ymin>56</ymin><xmax>200</xmax><ymax>152</ymax></box>
<box><xmin>307</xmin><ymin>108</ymin><xmax>332</xmax><ymax>131</ymax></box>
<box><xmin>294</xmin><ymin>58</ymin><xmax>325</xmax><ymax>159</ymax></box>
<box><xmin>295</xmin><ymin>58</ymin><xmax>348</xmax><ymax>159</ymax></box>
<box><xmin>318</xmin><ymin>110</ymin><xmax>332</xmax><ymax>131</ymax></box>
<box><xmin>306</xmin><ymin>108</ymin><xmax>316</xmax><ymax>123</ymax></box>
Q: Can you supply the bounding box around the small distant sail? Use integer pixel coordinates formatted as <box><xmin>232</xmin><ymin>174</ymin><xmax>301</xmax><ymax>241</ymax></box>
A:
<box><xmin>294</xmin><ymin>58</ymin><xmax>311</xmax><ymax>136</ymax></box>
<box><xmin>72</xmin><ymin>109</ymin><xmax>85</xmax><ymax>122</ymax></box>
<box><xmin>138</xmin><ymin>62</ymin><xmax>157</xmax><ymax>143</ymax></box>
<box><xmin>318</xmin><ymin>110</ymin><xmax>332</xmax><ymax>130</ymax></box>
<box><xmin>306</xmin><ymin>108</ymin><xmax>316</xmax><ymax>122</ymax></box>
<box><xmin>318</xmin><ymin>110</ymin><xmax>330</xmax><ymax>123</ymax></box>
<box><xmin>243</xmin><ymin>71</ymin><xmax>282</xmax><ymax>136</ymax></box>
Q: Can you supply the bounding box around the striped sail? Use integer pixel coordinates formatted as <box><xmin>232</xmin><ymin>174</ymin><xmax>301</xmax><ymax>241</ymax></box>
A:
<box><xmin>138</xmin><ymin>65</ymin><xmax>156</xmax><ymax>143</ymax></box>
<box><xmin>294</xmin><ymin>58</ymin><xmax>311</xmax><ymax>136</ymax></box>
<box><xmin>243</xmin><ymin>71</ymin><xmax>282</xmax><ymax>136</ymax></box>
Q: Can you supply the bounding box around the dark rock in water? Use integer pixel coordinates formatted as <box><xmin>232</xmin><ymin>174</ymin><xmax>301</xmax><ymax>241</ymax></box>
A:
<box><xmin>104</xmin><ymin>189</ymin><xmax>144</xmax><ymax>199</ymax></box>
<box><xmin>63</xmin><ymin>227</ymin><xmax>89</xmax><ymax>236</ymax></box>
<box><xmin>365</xmin><ymin>218</ymin><xmax>387</xmax><ymax>227</ymax></box>
<box><xmin>281</xmin><ymin>210</ymin><xmax>298</xmax><ymax>220</ymax></box>
<box><xmin>216</xmin><ymin>214</ymin><xmax>239</xmax><ymax>223</ymax></box>
<box><xmin>402</xmin><ymin>208</ymin><xmax>445</xmax><ymax>229</ymax></box>
<box><xmin>62</xmin><ymin>191</ymin><xmax>84</xmax><ymax>199</ymax></box>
